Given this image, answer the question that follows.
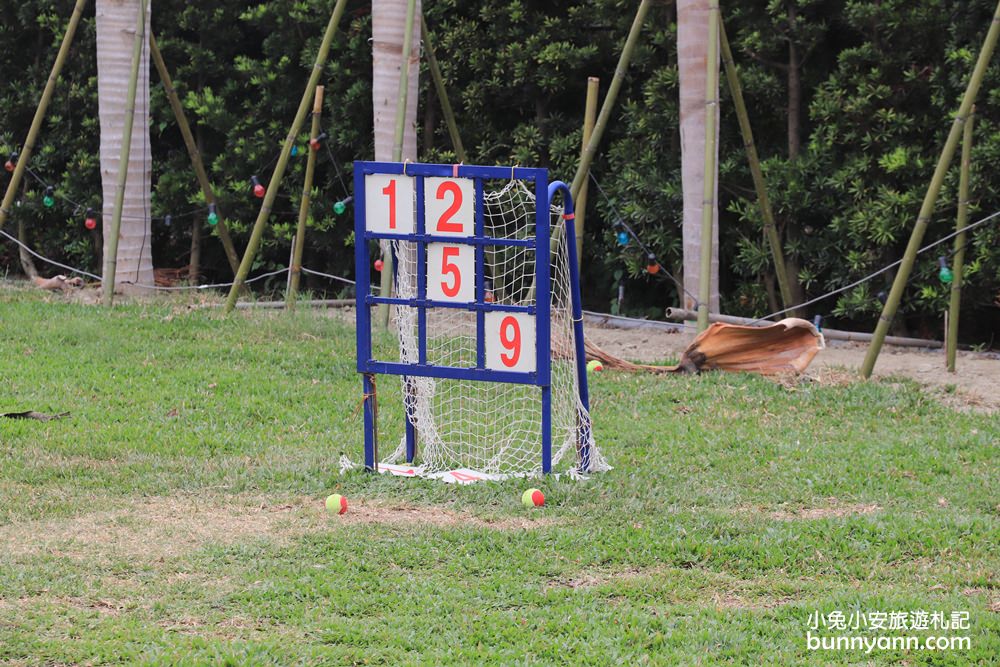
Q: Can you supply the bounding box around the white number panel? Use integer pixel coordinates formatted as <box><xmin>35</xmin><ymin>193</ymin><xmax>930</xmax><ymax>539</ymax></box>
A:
<box><xmin>426</xmin><ymin>243</ymin><xmax>475</xmax><ymax>303</ymax></box>
<box><xmin>424</xmin><ymin>177</ymin><xmax>474</xmax><ymax>237</ymax></box>
<box><xmin>364</xmin><ymin>174</ymin><xmax>414</xmax><ymax>234</ymax></box>
<box><xmin>485</xmin><ymin>312</ymin><xmax>536</xmax><ymax>373</ymax></box>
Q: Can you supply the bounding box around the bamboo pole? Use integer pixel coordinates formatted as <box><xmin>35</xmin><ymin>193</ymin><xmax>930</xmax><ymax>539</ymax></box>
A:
<box><xmin>103</xmin><ymin>0</ymin><xmax>147</xmax><ymax>307</ymax></box>
<box><xmin>575</xmin><ymin>77</ymin><xmax>599</xmax><ymax>268</ymax></box>
<box><xmin>421</xmin><ymin>15</ymin><xmax>466</xmax><ymax>162</ymax></box>
<box><xmin>223</xmin><ymin>0</ymin><xmax>349</xmax><ymax>314</ymax></box>
<box><xmin>861</xmin><ymin>0</ymin><xmax>1000</xmax><ymax>378</ymax></box>
<box><xmin>947</xmin><ymin>108</ymin><xmax>975</xmax><ymax>372</ymax></box>
<box><xmin>568</xmin><ymin>0</ymin><xmax>652</xmax><ymax>201</ymax></box>
<box><xmin>377</xmin><ymin>0</ymin><xmax>419</xmax><ymax>327</ymax></box>
<box><xmin>287</xmin><ymin>86</ymin><xmax>324</xmax><ymax>307</ymax></box>
<box><xmin>0</xmin><ymin>0</ymin><xmax>89</xmax><ymax>232</ymax></box>
<box><xmin>719</xmin><ymin>18</ymin><xmax>794</xmax><ymax>313</ymax></box>
<box><xmin>697</xmin><ymin>3</ymin><xmax>720</xmax><ymax>332</ymax></box>
<box><xmin>149</xmin><ymin>33</ymin><xmax>240</xmax><ymax>276</ymax></box>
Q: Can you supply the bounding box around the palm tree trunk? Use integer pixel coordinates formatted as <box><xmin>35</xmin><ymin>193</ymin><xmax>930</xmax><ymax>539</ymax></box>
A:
<box><xmin>96</xmin><ymin>0</ymin><xmax>153</xmax><ymax>292</ymax></box>
<box><xmin>677</xmin><ymin>0</ymin><xmax>720</xmax><ymax>314</ymax></box>
<box><xmin>373</xmin><ymin>0</ymin><xmax>421</xmax><ymax>321</ymax></box>
<box><xmin>373</xmin><ymin>1</ymin><xmax>421</xmax><ymax>163</ymax></box>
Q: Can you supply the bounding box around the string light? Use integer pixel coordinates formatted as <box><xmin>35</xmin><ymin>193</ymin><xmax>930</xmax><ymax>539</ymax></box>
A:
<box><xmin>614</xmin><ymin>221</ymin><xmax>629</xmax><ymax>246</ymax></box>
<box><xmin>646</xmin><ymin>253</ymin><xmax>660</xmax><ymax>275</ymax></box>
<box><xmin>4</xmin><ymin>153</ymin><xmax>16</xmax><ymax>173</ymax></box>
<box><xmin>938</xmin><ymin>256</ymin><xmax>953</xmax><ymax>284</ymax></box>
<box><xmin>84</xmin><ymin>208</ymin><xmax>96</xmax><ymax>230</ymax></box>
<box><xmin>164</xmin><ymin>214</ymin><xmax>173</xmax><ymax>227</ymax></box>
<box><xmin>813</xmin><ymin>314</ymin><xmax>823</xmax><ymax>332</ymax></box>
<box><xmin>250</xmin><ymin>175</ymin><xmax>265</xmax><ymax>198</ymax></box>
<box><xmin>42</xmin><ymin>186</ymin><xmax>55</xmax><ymax>208</ymax></box>
<box><xmin>309</xmin><ymin>131</ymin><xmax>328</xmax><ymax>151</ymax></box>
<box><xmin>374</xmin><ymin>258</ymin><xmax>384</xmax><ymax>271</ymax></box>
<box><xmin>333</xmin><ymin>196</ymin><xmax>353</xmax><ymax>215</ymax></box>
<box><xmin>207</xmin><ymin>203</ymin><xmax>218</xmax><ymax>226</ymax></box>
<box><xmin>290</xmin><ymin>145</ymin><xmax>301</xmax><ymax>157</ymax></box>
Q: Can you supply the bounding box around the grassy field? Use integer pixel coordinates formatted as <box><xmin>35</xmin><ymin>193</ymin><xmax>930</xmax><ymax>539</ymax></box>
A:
<box><xmin>1</xmin><ymin>288</ymin><xmax>997</xmax><ymax>665</ymax></box>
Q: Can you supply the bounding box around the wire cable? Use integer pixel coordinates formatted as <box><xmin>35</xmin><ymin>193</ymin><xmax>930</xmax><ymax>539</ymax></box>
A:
<box><xmin>0</xmin><ymin>227</ymin><xmax>103</xmax><ymax>281</ymax></box>
<box><xmin>749</xmin><ymin>208</ymin><xmax>1000</xmax><ymax>323</ymax></box>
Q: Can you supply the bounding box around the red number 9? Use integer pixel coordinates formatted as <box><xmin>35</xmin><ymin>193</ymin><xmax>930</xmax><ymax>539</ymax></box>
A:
<box><xmin>500</xmin><ymin>316</ymin><xmax>521</xmax><ymax>367</ymax></box>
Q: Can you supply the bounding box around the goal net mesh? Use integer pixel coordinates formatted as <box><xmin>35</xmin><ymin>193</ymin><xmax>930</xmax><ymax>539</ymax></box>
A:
<box><xmin>377</xmin><ymin>179</ymin><xmax>608</xmax><ymax>476</ymax></box>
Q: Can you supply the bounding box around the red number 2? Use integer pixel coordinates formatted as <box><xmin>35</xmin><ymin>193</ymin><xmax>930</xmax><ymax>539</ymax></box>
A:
<box><xmin>440</xmin><ymin>246</ymin><xmax>461</xmax><ymax>298</ymax></box>
<box><xmin>499</xmin><ymin>316</ymin><xmax>521</xmax><ymax>367</ymax></box>
<box><xmin>436</xmin><ymin>181</ymin><xmax>464</xmax><ymax>233</ymax></box>
<box><xmin>382</xmin><ymin>179</ymin><xmax>396</xmax><ymax>229</ymax></box>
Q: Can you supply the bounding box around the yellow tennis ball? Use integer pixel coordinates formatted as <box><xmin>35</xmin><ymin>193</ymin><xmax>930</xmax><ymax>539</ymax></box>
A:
<box><xmin>586</xmin><ymin>359</ymin><xmax>604</xmax><ymax>373</ymax></box>
<box><xmin>521</xmin><ymin>488</ymin><xmax>544</xmax><ymax>507</ymax></box>
<box><xmin>325</xmin><ymin>493</ymin><xmax>348</xmax><ymax>515</ymax></box>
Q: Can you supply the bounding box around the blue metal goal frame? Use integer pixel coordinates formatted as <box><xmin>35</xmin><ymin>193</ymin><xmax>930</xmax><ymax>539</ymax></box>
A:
<box><xmin>354</xmin><ymin>161</ymin><xmax>592</xmax><ymax>474</ymax></box>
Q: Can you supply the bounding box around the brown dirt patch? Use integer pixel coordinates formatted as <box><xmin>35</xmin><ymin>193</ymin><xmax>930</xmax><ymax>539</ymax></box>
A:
<box><xmin>343</xmin><ymin>502</ymin><xmax>557</xmax><ymax>531</ymax></box>
<box><xmin>735</xmin><ymin>499</ymin><xmax>882</xmax><ymax>521</ymax></box>
<box><xmin>770</xmin><ymin>502</ymin><xmax>882</xmax><ymax>521</ymax></box>
<box><xmin>709</xmin><ymin>591</ymin><xmax>794</xmax><ymax>611</ymax></box>
<box><xmin>546</xmin><ymin>566</ymin><xmax>652</xmax><ymax>590</ymax></box>
<box><xmin>2</xmin><ymin>495</ymin><xmax>553</xmax><ymax>564</ymax></box>
<box><xmin>546</xmin><ymin>565</ymin><xmax>796</xmax><ymax>610</ymax></box>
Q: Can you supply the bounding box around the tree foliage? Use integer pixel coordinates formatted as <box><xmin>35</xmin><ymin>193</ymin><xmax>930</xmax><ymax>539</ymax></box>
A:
<box><xmin>2</xmin><ymin>0</ymin><xmax>999</xmax><ymax>340</ymax></box>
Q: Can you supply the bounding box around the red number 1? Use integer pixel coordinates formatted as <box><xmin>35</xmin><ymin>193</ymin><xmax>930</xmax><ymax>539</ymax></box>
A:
<box><xmin>500</xmin><ymin>316</ymin><xmax>521</xmax><ymax>367</ymax></box>
<box><xmin>382</xmin><ymin>179</ymin><xmax>396</xmax><ymax>229</ymax></box>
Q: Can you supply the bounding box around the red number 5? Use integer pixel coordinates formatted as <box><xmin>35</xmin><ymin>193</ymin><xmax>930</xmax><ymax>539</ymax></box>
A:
<box><xmin>440</xmin><ymin>246</ymin><xmax>461</xmax><ymax>298</ymax></box>
<box><xmin>499</xmin><ymin>316</ymin><xmax>521</xmax><ymax>367</ymax></box>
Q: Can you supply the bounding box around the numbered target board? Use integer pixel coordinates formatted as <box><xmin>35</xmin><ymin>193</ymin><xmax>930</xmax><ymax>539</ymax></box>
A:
<box><xmin>354</xmin><ymin>161</ymin><xmax>552</xmax><ymax>387</ymax></box>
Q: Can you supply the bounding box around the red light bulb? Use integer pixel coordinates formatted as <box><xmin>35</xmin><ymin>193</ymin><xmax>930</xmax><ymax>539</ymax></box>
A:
<box><xmin>4</xmin><ymin>160</ymin><xmax>14</xmax><ymax>173</ymax></box>
<box><xmin>251</xmin><ymin>175</ymin><xmax>265</xmax><ymax>198</ymax></box>
<box><xmin>374</xmin><ymin>259</ymin><xmax>384</xmax><ymax>271</ymax></box>
<box><xmin>310</xmin><ymin>132</ymin><xmax>328</xmax><ymax>151</ymax></box>
<box><xmin>646</xmin><ymin>254</ymin><xmax>660</xmax><ymax>275</ymax></box>
<box><xmin>84</xmin><ymin>208</ymin><xmax>96</xmax><ymax>230</ymax></box>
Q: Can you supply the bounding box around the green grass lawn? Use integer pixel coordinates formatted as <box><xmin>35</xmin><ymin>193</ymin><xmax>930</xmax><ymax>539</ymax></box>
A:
<box><xmin>1</xmin><ymin>288</ymin><xmax>997</xmax><ymax>665</ymax></box>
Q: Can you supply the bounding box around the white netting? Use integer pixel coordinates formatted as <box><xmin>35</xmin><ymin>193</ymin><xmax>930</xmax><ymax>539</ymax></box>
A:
<box><xmin>375</xmin><ymin>179</ymin><xmax>608</xmax><ymax>476</ymax></box>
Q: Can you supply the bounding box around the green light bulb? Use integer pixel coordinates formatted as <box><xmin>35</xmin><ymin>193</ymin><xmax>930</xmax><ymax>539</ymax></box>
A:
<box><xmin>207</xmin><ymin>203</ymin><xmax>218</xmax><ymax>226</ymax></box>
<box><xmin>42</xmin><ymin>187</ymin><xmax>54</xmax><ymax>208</ymax></box>
<box><xmin>938</xmin><ymin>256</ymin><xmax>953</xmax><ymax>284</ymax></box>
<box><xmin>333</xmin><ymin>196</ymin><xmax>353</xmax><ymax>216</ymax></box>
